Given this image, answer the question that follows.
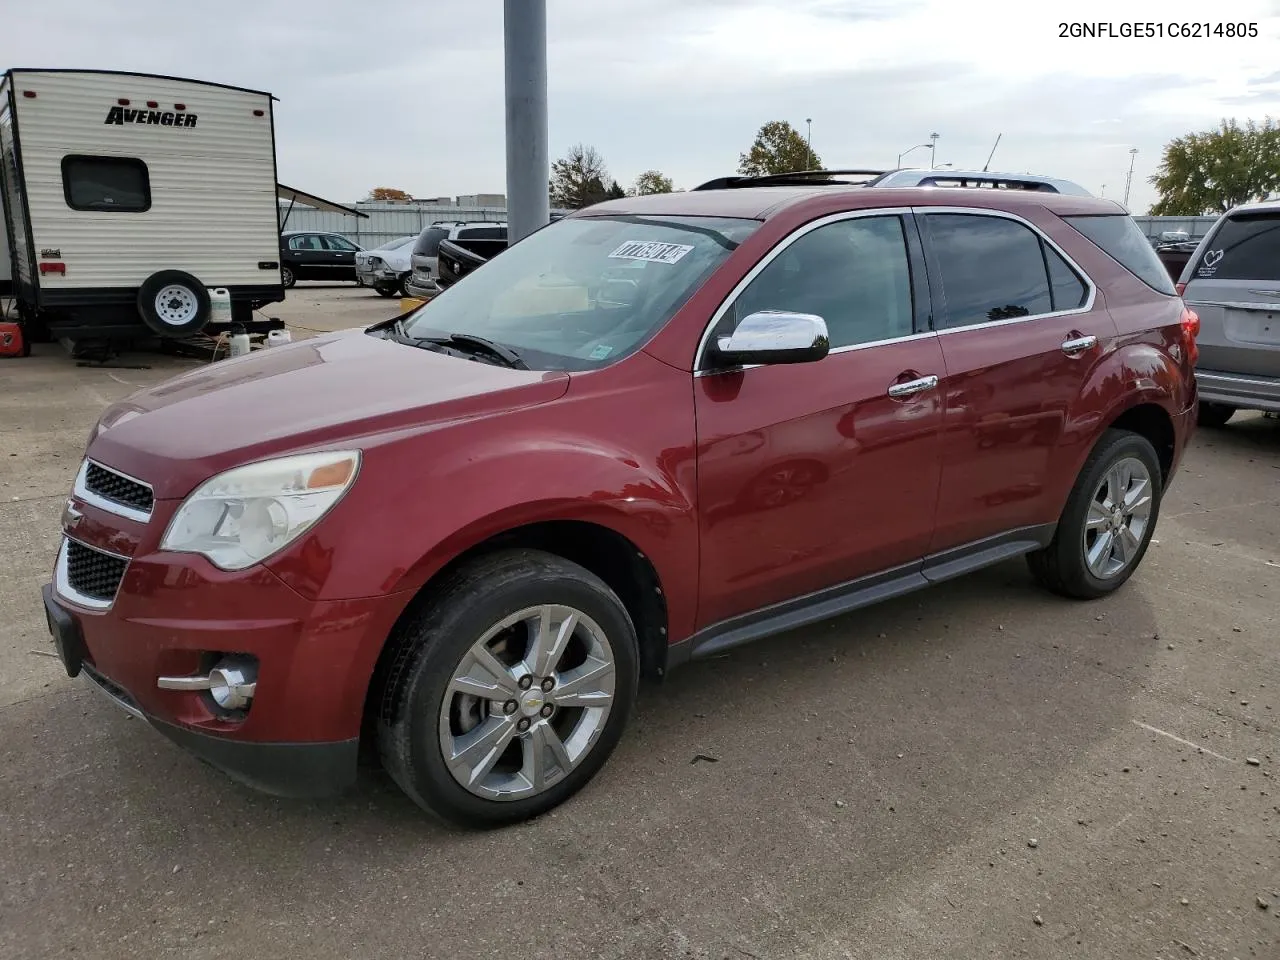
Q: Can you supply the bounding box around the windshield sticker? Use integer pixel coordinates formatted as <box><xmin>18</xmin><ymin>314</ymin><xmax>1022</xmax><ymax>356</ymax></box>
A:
<box><xmin>588</xmin><ymin>344</ymin><xmax>614</xmax><ymax>360</ymax></box>
<box><xmin>608</xmin><ymin>240</ymin><xmax>695</xmax><ymax>265</ymax></box>
<box><xmin>1198</xmin><ymin>248</ymin><xmax>1224</xmax><ymax>278</ymax></box>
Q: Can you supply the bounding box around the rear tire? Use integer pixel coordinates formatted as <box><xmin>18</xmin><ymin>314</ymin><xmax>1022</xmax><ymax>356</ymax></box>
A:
<box><xmin>1027</xmin><ymin>429</ymin><xmax>1163</xmax><ymax>600</ymax></box>
<box><xmin>1197</xmin><ymin>401</ymin><xmax>1235</xmax><ymax>428</ymax></box>
<box><xmin>376</xmin><ymin>549</ymin><xmax>639</xmax><ymax>829</ymax></box>
<box><xmin>375</xmin><ymin>285</ymin><xmax>397</xmax><ymax>298</ymax></box>
<box><xmin>281</xmin><ymin>265</ymin><xmax>296</xmax><ymax>289</ymax></box>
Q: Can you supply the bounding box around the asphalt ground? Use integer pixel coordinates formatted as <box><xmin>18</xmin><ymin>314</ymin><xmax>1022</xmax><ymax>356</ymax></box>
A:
<box><xmin>1</xmin><ymin>284</ymin><xmax>1277</xmax><ymax>960</ymax></box>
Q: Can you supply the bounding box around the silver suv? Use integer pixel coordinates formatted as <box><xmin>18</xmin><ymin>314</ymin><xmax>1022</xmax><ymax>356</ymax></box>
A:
<box><xmin>404</xmin><ymin>221</ymin><xmax>507</xmax><ymax>299</ymax></box>
<box><xmin>1177</xmin><ymin>201</ymin><xmax>1280</xmax><ymax>426</ymax></box>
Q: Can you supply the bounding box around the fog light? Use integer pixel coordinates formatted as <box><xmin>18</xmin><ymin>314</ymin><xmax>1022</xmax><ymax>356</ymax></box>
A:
<box><xmin>209</xmin><ymin>658</ymin><xmax>258</xmax><ymax>710</ymax></box>
<box><xmin>157</xmin><ymin>655</ymin><xmax>258</xmax><ymax>711</ymax></box>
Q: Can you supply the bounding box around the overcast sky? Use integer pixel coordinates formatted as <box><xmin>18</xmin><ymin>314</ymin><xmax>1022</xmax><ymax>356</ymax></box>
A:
<box><xmin>5</xmin><ymin>0</ymin><xmax>1280</xmax><ymax>213</ymax></box>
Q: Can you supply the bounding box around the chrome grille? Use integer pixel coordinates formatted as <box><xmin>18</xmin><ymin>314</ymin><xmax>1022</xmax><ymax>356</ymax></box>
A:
<box><xmin>65</xmin><ymin>540</ymin><xmax>128</xmax><ymax>602</ymax></box>
<box><xmin>84</xmin><ymin>462</ymin><xmax>154</xmax><ymax>514</ymax></box>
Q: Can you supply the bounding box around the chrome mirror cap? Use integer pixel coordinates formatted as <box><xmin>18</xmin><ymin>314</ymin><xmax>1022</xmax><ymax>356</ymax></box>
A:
<box><xmin>713</xmin><ymin>310</ymin><xmax>830</xmax><ymax>366</ymax></box>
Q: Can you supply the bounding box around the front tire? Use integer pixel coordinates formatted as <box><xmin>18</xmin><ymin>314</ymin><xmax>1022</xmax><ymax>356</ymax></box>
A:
<box><xmin>376</xmin><ymin>549</ymin><xmax>639</xmax><ymax>828</ymax></box>
<box><xmin>1197</xmin><ymin>401</ymin><xmax>1236</xmax><ymax>428</ymax></box>
<box><xmin>1028</xmin><ymin>429</ymin><xmax>1163</xmax><ymax>600</ymax></box>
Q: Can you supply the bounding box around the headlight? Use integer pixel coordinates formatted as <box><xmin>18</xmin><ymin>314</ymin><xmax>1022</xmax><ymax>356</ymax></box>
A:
<box><xmin>160</xmin><ymin>450</ymin><xmax>361</xmax><ymax>571</ymax></box>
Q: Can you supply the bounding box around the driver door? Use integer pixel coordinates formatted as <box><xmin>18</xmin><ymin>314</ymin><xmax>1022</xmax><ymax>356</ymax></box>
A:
<box><xmin>694</xmin><ymin>211</ymin><xmax>947</xmax><ymax>628</ymax></box>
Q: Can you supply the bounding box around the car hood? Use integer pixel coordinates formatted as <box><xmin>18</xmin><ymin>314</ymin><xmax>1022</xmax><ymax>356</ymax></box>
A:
<box><xmin>89</xmin><ymin>328</ymin><xmax>570</xmax><ymax>499</ymax></box>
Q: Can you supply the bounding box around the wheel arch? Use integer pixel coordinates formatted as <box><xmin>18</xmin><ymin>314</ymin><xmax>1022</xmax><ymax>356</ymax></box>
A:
<box><xmin>365</xmin><ymin>517</ymin><xmax>673</xmax><ymax>730</ymax></box>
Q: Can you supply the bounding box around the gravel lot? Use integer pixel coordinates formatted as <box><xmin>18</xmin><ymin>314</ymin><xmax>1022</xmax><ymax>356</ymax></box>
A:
<box><xmin>1</xmin><ymin>284</ymin><xmax>1277</xmax><ymax>960</ymax></box>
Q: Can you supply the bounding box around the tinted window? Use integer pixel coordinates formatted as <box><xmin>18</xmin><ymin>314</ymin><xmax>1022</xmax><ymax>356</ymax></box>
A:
<box><xmin>1046</xmin><ymin>245</ymin><xmax>1088</xmax><ymax>311</ymax></box>
<box><xmin>61</xmin><ymin>155</ymin><xmax>149</xmax><ymax>212</ymax></box>
<box><xmin>414</xmin><ymin>226</ymin><xmax>450</xmax><ymax>256</ymax></box>
<box><xmin>322</xmin><ymin>235</ymin><xmax>358</xmax><ymax>251</ymax></box>
<box><xmin>287</xmin><ymin>234</ymin><xmax>322</xmax><ymax>251</ymax></box>
<box><xmin>459</xmin><ymin>226</ymin><xmax>507</xmax><ymax>240</ymax></box>
<box><xmin>726</xmin><ymin>216</ymin><xmax>914</xmax><ymax>349</ymax></box>
<box><xmin>927</xmin><ymin>214</ymin><xmax>1053</xmax><ymax>326</ymax></box>
<box><xmin>1191</xmin><ymin>213</ymin><xmax>1280</xmax><ymax>281</ymax></box>
<box><xmin>1065</xmin><ymin>215</ymin><xmax>1176</xmax><ymax>294</ymax></box>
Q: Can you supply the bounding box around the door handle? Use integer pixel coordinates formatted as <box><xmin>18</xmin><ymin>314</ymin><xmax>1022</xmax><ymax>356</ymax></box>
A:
<box><xmin>887</xmin><ymin>375</ymin><xmax>939</xmax><ymax>399</ymax></box>
<box><xmin>1062</xmin><ymin>334</ymin><xmax>1098</xmax><ymax>356</ymax></box>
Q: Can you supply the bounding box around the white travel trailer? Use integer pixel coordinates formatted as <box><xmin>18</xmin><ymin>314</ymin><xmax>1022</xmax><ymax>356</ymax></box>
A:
<box><xmin>0</xmin><ymin>69</ymin><xmax>284</xmax><ymax>340</ymax></box>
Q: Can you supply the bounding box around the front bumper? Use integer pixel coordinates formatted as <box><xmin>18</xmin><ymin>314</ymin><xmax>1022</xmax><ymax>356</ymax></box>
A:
<box><xmin>1195</xmin><ymin>368</ymin><xmax>1280</xmax><ymax>413</ymax></box>
<box><xmin>41</xmin><ymin>539</ymin><xmax>407</xmax><ymax>796</ymax></box>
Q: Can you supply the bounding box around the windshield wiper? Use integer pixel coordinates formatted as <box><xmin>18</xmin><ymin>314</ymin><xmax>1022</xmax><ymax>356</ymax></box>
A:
<box><xmin>386</xmin><ymin>321</ymin><xmax>527</xmax><ymax>369</ymax></box>
<box><xmin>440</xmin><ymin>333</ymin><xmax>528</xmax><ymax>369</ymax></box>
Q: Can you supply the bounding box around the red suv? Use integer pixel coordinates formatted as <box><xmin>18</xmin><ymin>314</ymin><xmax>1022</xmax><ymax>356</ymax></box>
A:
<box><xmin>42</xmin><ymin>180</ymin><xmax>1198</xmax><ymax>827</ymax></box>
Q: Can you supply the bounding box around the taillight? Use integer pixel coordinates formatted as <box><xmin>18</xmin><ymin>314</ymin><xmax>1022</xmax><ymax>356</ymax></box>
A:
<box><xmin>1175</xmin><ymin>281</ymin><xmax>1186</xmax><ymax>297</ymax></box>
<box><xmin>1181</xmin><ymin>307</ymin><xmax>1200</xmax><ymax>339</ymax></box>
<box><xmin>1181</xmin><ymin>307</ymin><xmax>1200</xmax><ymax>365</ymax></box>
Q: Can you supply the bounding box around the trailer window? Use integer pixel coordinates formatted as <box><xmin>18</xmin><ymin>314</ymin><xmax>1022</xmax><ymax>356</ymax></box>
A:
<box><xmin>62</xmin><ymin>156</ymin><xmax>150</xmax><ymax>212</ymax></box>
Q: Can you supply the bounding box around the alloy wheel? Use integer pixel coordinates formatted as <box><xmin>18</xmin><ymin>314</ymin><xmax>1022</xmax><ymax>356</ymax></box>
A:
<box><xmin>1082</xmin><ymin>456</ymin><xmax>1153</xmax><ymax>579</ymax></box>
<box><xmin>438</xmin><ymin>604</ymin><xmax>616</xmax><ymax>801</ymax></box>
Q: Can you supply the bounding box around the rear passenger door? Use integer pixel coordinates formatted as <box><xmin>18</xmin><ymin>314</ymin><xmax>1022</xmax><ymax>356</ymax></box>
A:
<box><xmin>285</xmin><ymin>234</ymin><xmax>328</xmax><ymax>280</ymax></box>
<box><xmin>919</xmin><ymin>209</ymin><xmax>1116</xmax><ymax>554</ymax></box>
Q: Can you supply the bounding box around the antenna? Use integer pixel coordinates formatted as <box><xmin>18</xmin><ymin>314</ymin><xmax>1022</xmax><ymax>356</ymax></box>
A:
<box><xmin>982</xmin><ymin>134</ymin><xmax>1002</xmax><ymax>172</ymax></box>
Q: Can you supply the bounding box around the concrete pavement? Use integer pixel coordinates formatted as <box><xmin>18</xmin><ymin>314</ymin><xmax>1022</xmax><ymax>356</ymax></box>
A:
<box><xmin>1</xmin><ymin>287</ymin><xmax>1276</xmax><ymax>959</ymax></box>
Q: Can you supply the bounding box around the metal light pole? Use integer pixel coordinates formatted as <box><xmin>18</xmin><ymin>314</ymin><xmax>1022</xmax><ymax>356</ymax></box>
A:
<box><xmin>1123</xmin><ymin>147</ymin><xmax>1139</xmax><ymax>209</ymax></box>
<box><xmin>805</xmin><ymin>118</ymin><xmax>812</xmax><ymax>165</ymax></box>
<box><xmin>929</xmin><ymin>132</ymin><xmax>939</xmax><ymax>170</ymax></box>
<box><xmin>897</xmin><ymin>143</ymin><xmax>931</xmax><ymax>167</ymax></box>
<box><xmin>1100</xmin><ymin>184</ymin><xmax>1106</xmax><ymax>198</ymax></box>
<box><xmin>504</xmin><ymin>0</ymin><xmax>549</xmax><ymax>243</ymax></box>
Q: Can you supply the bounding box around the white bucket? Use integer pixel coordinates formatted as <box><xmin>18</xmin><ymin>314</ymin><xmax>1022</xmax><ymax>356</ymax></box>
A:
<box><xmin>266</xmin><ymin>329</ymin><xmax>293</xmax><ymax>347</ymax></box>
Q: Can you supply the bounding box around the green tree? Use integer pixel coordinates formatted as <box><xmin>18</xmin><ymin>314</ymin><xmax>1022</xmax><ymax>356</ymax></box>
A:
<box><xmin>738</xmin><ymin>121</ymin><xmax>822</xmax><ymax>177</ymax></box>
<box><xmin>1149</xmin><ymin>118</ymin><xmax>1280</xmax><ymax>215</ymax></box>
<box><xmin>549</xmin><ymin>144</ymin><xmax>620</xmax><ymax>209</ymax></box>
<box><xmin>630</xmin><ymin>170</ymin><xmax>675</xmax><ymax>195</ymax></box>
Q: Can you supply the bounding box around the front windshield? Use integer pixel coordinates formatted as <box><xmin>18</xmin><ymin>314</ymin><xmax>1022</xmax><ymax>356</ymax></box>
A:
<box><xmin>400</xmin><ymin>215</ymin><xmax>760</xmax><ymax>371</ymax></box>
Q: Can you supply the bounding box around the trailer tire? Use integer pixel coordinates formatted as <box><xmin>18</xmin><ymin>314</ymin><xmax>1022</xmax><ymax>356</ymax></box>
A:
<box><xmin>137</xmin><ymin>271</ymin><xmax>211</xmax><ymax>337</ymax></box>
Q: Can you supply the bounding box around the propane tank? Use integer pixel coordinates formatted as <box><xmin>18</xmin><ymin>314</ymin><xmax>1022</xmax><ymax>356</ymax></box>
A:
<box><xmin>228</xmin><ymin>323</ymin><xmax>251</xmax><ymax>358</ymax></box>
<box><xmin>266</xmin><ymin>328</ymin><xmax>293</xmax><ymax>348</ymax></box>
<box><xmin>209</xmin><ymin>287</ymin><xmax>232</xmax><ymax>325</ymax></box>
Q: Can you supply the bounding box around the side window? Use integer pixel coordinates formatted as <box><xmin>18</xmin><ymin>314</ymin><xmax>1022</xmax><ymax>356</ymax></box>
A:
<box><xmin>288</xmin><ymin>234</ymin><xmax>319</xmax><ymax>251</ymax></box>
<box><xmin>1045</xmin><ymin>245</ymin><xmax>1088</xmax><ymax>311</ymax></box>
<box><xmin>61</xmin><ymin>155</ymin><xmax>150</xmax><ymax>212</ymax></box>
<box><xmin>322</xmin><ymin>235</ymin><xmax>358</xmax><ymax>251</ymax></box>
<box><xmin>723</xmin><ymin>216</ymin><xmax>915</xmax><ymax>350</ymax></box>
<box><xmin>926</xmin><ymin>214</ymin><xmax>1054</xmax><ymax>326</ymax></box>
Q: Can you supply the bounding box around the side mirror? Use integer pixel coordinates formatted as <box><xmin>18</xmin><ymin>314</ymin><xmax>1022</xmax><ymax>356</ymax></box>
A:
<box><xmin>712</xmin><ymin>310</ymin><xmax>830</xmax><ymax>367</ymax></box>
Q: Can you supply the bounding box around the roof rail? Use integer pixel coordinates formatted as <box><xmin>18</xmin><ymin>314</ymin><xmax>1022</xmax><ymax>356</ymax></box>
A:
<box><xmin>692</xmin><ymin>169</ymin><xmax>885</xmax><ymax>191</ymax></box>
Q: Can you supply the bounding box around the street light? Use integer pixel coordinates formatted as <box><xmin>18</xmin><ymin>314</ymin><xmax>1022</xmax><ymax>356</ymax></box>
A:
<box><xmin>1123</xmin><ymin>147</ymin><xmax>1139</xmax><ymax>209</ymax></box>
<box><xmin>806</xmin><ymin>118</ymin><xmax>813</xmax><ymax>165</ymax></box>
<box><xmin>897</xmin><ymin>143</ymin><xmax>931</xmax><ymax>167</ymax></box>
<box><xmin>929</xmin><ymin>132</ymin><xmax>939</xmax><ymax>170</ymax></box>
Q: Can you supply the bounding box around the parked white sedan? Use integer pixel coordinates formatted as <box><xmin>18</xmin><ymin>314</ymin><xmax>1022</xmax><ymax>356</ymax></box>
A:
<box><xmin>355</xmin><ymin>236</ymin><xmax>416</xmax><ymax>297</ymax></box>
